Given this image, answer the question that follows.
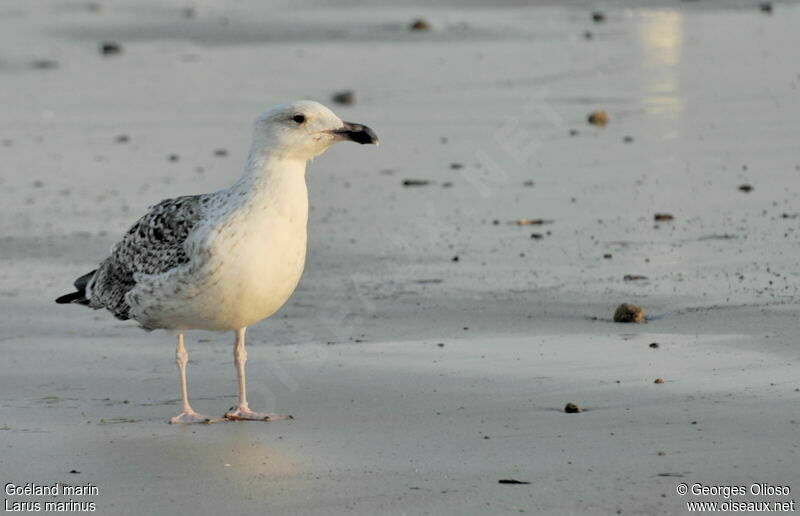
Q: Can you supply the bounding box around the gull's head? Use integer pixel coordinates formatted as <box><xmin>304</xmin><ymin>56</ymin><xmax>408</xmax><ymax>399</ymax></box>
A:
<box><xmin>253</xmin><ymin>100</ymin><xmax>378</xmax><ymax>161</ymax></box>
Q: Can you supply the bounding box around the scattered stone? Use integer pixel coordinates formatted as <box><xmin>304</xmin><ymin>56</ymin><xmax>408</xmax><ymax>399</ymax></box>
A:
<box><xmin>213</xmin><ymin>148</ymin><xmax>228</xmax><ymax>157</ymax></box>
<box><xmin>32</xmin><ymin>180</ymin><xmax>44</xmax><ymax>188</ymax></box>
<box><xmin>654</xmin><ymin>378</ymin><xmax>665</xmax><ymax>384</ymax></box>
<box><xmin>516</xmin><ymin>218</ymin><xmax>552</xmax><ymax>226</ymax></box>
<box><xmin>409</xmin><ymin>18</ymin><xmax>431</xmax><ymax>31</ymax></box>
<box><xmin>603</xmin><ymin>253</ymin><xmax>612</xmax><ymax>259</ymax></box>
<box><xmin>583</xmin><ymin>31</ymin><xmax>593</xmax><ymax>40</ymax></box>
<box><xmin>69</xmin><ymin>470</ymin><xmax>81</xmax><ymax>474</ymax></box>
<box><xmin>530</xmin><ymin>233</ymin><xmax>543</xmax><ymax>239</ymax></box>
<box><xmin>523</xmin><ymin>180</ymin><xmax>535</xmax><ymax>187</ymax></box>
<box><xmin>760</xmin><ymin>2</ymin><xmax>773</xmax><ymax>13</ymax></box>
<box><xmin>623</xmin><ymin>136</ymin><xmax>634</xmax><ymax>143</ymax></box>
<box><xmin>441</xmin><ymin>181</ymin><xmax>453</xmax><ymax>188</ymax></box>
<box><xmin>115</xmin><ymin>134</ymin><xmax>130</xmax><ymax>143</ymax></box>
<box><xmin>624</xmin><ymin>274</ymin><xmax>648</xmax><ymax>281</ymax></box>
<box><xmin>613</xmin><ymin>303</ymin><xmax>645</xmax><ymax>323</ymax></box>
<box><xmin>499</xmin><ymin>479</ymin><xmax>531</xmax><ymax>485</ymax></box>
<box><xmin>100</xmin><ymin>42</ymin><xmax>123</xmax><ymax>56</ymax></box>
<box><xmin>437</xmin><ymin>343</ymin><xmax>445</xmax><ymax>348</ymax></box>
<box><xmin>592</xmin><ymin>11</ymin><xmax>606</xmax><ymax>22</ymax></box>
<box><xmin>564</xmin><ymin>402</ymin><xmax>582</xmax><ymax>413</ymax></box>
<box><xmin>332</xmin><ymin>90</ymin><xmax>355</xmax><ymax>105</ymax></box>
<box><xmin>587</xmin><ymin>110</ymin><xmax>609</xmax><ymax>127</ymax></box>
<box><xmin>402</xmin><ymin>179</ymin><xmax>431</xmax><ymax>187</ymax></box>
<box><xmin>649</xmin><ymin>342</ymin><xmax>660</xmax><ymax>349</ymax></box>
<box><xmin>657</xmin><ymin>451</ymin><xmax>667</xmax><ymax>456</ymax></box>
<box><xmin>168</xmin><ymin>154</ymin><xmax>179</xmax><ymax>162</ymax></box>
<box><xmin>449</xmin><ymin>162</ymin><xmax>463</xmax><ymax>170</ymax></box>
<box><xmin>569</xmin><ymin>129</ymin><xmax>579</xmax><ymax>136</ymax></box>
<box><xmin>654</xmin><ymin>213</ymin><xmax>674</xmax><ymax>221</ymax></box>
<box><xmin>31</xmin><ymin>59</ymin><xmax>59</xmax><ymax>70</ymax></box>
<box><xmin>738</xmin><ymin>184</ymin><xmax>753</xmax><ymax>193</ymax></box>
<box><xmin>451</xmin><ymin>256</ymin><xmax>459</xmax><ymax>262</ymax></box>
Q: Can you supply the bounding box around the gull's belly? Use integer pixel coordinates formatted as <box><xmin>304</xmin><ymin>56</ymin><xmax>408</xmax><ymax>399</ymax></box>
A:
<box><xmin>198</xmin><ymin>222</ymin><xmax>307</xmax><ymax>330</ymax></box>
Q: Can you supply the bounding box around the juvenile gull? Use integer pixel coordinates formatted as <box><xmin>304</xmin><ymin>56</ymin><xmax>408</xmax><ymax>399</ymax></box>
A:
<box><xmin>56</xmin><ymin>101</ymin><xmax>378</xmax><ymax>423</ymax></box>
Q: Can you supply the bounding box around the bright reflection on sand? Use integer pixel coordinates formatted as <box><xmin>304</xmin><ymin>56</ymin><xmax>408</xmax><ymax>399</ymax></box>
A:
<box><xmin>639</xmin><ymin>10</ymin><xmax>685</xmax><ymax>117</ymax></box>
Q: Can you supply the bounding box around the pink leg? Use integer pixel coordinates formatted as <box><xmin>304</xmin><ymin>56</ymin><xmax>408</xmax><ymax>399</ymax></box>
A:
<box><xmin>169</xmin><ymin>333</ymin><xmax>215</xmax><ymax>424</ymax></box>
<box><xmin>224</xmin><ymin>327</ymin><xmax>292</xmax><ymax>422</ymax></box>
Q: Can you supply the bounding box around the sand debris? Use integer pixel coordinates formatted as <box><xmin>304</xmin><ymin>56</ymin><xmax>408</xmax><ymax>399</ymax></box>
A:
<box><xmin>332</xmin><ymin>90</ymin><xmax>356</xmax><ymax>105</ymax></box>
<box><xmin>613</xmin><ymin>303</ymin><xmax>644</xmax><ymax>323</ymax></box>
<box><xmin>410</xmin><ymin>18</ymin><xmax>431</xmax><ymax>31</ymax></box>
<box><xmin>587</xmin><ymin>110</ymin><xmax>609</xmax><ymax>127</ymax></box>
<box><xmin>100</xmin><ymin>42</ymin><xmax>122</xmax><ymax>56</ymax></box>
<box><xmin>515</xmin><ymin>218</ymin><xmax>553</xmax><ymax>226</ymax></box>
<box><xmin>402</xmin><ymin>179</ymin><xmax>431</xmax><ymax>187</ymax></box>
<box><xmin>623</xmin><ymin>275</ymin><xmax>647</xmax><ymax>281</ymax></box>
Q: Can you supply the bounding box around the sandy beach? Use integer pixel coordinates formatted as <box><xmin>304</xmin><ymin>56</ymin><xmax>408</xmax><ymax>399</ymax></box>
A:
<box><xmin>1</xmin><ymin>1</ymin><xmax>799</xmax><ymax>514</ymax></box>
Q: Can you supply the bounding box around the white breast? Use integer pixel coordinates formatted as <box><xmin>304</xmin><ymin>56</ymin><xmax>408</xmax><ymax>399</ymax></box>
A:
<box><xmin>130</xmin><ymin>164</ymin><xmax>309</xmax><ymax>332</ymax></box>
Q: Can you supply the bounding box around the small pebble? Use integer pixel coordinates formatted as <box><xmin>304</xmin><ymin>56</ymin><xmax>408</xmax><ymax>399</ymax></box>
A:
<box><xmin>613</xmin><ymin>303</ymin><xmax>645</xmax><ymax>323</ymax></box>
<box><xmin>409</xmin><ymin>18</ymin><xmax>431</xmax><ymax>31</ymax></box>
<box><xmin>100</xmin><ymin>42</ymin><xmax>123</xmax><ymax>56</ymax></box>
<box><xmin>623</xmin><ymin>274</ymin><xmax>648</xmax><ymax>281</ymax></box>
<box><xmin>760</xmin><ymin>2</ymin><xmax>773</xmax><ymax>13</ymax></box>
<box><xmin>214</xmin><ymin>148</ymin><xmax>228</xmax><ymax>157</ymax></box>
<box><xmin>31</xmin><ymin>59</ymin><xmax>59</xmax><ymax>70</ymax></box>
<box><xmin>623</xmin><ymin>136</ymin><xmax>634</xmax><ymax>143</ymax></box>
<box><xmin>592</xmin><ymin>11</ymin><xmax>606</xmax><ymax>22</ymax></box>
<box><xmin>649</xmin><ymin>342</ymin><xmax>659</xmax><ymax>349</ymax></box>
<box><xmin>587</xmin><ymin>110</ymin><xmax>609</xmax><ymax>127</ymax></box>
<box><xmin>115</xmin><ymin>134</ymin><xmax>130</xmax><ymax>143</ymax></box>
<box><xmin>530</xmin><ymin>233</ymin><xmax>543</xmax><ymax>239</ymax></box>
<box><xmin>564</xmin><ymin>402</ymin><xmax>582</xmax><ymax>413</ymax></box>
<box><xmin>168</xmin><ymin>154</ymin><xmax>179</xmax><ymax>162</ymax></box>
<box><xmin>654</xmin><ymin>378</ymin><xmax>665</xmax><ymax>384</ymax></box>
<box><xmin>332</xmin><ymin>90</ymin><xmax>355</xmax><ymax>105</ymax></box>
<box><xmin>402</xmin><ymin>179</ymin><xmax>430</xmax><ymax>187</ymax></box>
<box><xmin>654</xmin><ymin>213</ymin><xmax>674</xmax><ymax>221</ymax></box>
<box><xmin>738</xmin><ymin>184</ymin><xmax>753</xmax><ymax>193</ymax></box>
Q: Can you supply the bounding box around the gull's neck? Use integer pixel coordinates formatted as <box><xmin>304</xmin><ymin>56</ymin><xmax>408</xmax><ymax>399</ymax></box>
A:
<box><xmin>229</xmin><ymin>137</ymin><xmax>308</xmax><ymax>198</ymax></box>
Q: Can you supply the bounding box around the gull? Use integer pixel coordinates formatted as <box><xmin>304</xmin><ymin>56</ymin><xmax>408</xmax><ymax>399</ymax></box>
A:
<box><xmin>56</xmin><ymin>101</ymin><xmax>378</xmax><ymax>423</ymax></box>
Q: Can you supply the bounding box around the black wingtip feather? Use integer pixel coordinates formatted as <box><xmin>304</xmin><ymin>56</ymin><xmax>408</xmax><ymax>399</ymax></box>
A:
<box><xmin>56</xmin><ymin>270</ymin><xmax>96</xmax><ymax>305</ymax></box>
<box><xmin>55</xmin><ymin>292</ymin><xmax>90</xmax><ymax>305</ymax></box>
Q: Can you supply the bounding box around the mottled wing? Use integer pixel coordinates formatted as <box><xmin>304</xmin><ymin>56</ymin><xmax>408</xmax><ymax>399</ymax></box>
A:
<box><xmin>87</xmin><ymin>194</ymin><xmax>207</xmax><ymax>320</ymax></box>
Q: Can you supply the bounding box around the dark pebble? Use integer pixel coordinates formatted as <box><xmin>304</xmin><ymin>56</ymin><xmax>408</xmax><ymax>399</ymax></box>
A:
<box><xmin>410</xmin><ymin>18</ymin><xmax>431</xmax><ymax>31</ymax></box>
<box><xmin>739</xmin><ymin>184</ymin><xmax>753</xmax><ymax>193</ymax></box>
<box><xmin>564</xmin><ymin>402</ymin><xmax>582</xmax><ymax>413</ymax></box>
<box><xmin>402</xmin><ymin>179</ymin><xmax>431</xmax><ymax>187</ymax></box>
<box><xmin>592</xmin><ymin>11</ymin><xmax>606</xmax><ymax>22</ymax></box>
<box><xmin>332</xmin><ymin>90</ymin><xmax>355</xmax><ymax>105</ymax></box>
<box><xmin>654</xmin><ymin>213</ymin><xmax>674</xmax><ymax>221</ymax></box>
<box><xmin>100</xmin><ymin>42</ymin><xmax>123</xmax><ymax>56</ymax></box>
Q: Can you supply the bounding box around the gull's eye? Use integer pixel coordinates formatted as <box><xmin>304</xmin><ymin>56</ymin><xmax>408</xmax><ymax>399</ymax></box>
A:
<box><xmin>292</xmin><ymin>114</ymin><xmax>306</xmax><ymax>124</ymax></box>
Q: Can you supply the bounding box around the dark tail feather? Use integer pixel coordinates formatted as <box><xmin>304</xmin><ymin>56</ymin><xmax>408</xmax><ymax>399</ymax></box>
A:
<box><xmin>55</xmin><ymin>269</ymin><xmax>96</xmax><ymax>305</ymax></box>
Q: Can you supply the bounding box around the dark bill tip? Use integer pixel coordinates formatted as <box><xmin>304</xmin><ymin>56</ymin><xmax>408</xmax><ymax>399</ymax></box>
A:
<box><xmin>334</xmin><ymin>121</ymin><xmax>379</xmax><ymax>145</ymax></box>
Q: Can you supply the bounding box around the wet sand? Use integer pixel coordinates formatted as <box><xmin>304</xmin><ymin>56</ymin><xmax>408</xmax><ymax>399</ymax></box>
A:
<box><xmin>1</xmin><ymin>1</ymin><xmax>799</xmax><ymax>514</ymax></box>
